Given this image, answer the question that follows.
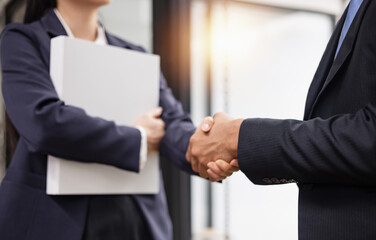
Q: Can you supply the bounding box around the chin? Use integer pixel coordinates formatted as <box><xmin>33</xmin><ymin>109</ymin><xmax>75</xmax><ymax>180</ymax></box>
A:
<box><xmin>92</xmin><ymin>0</ymin><xmax>111</xmax><ymax>7</ymax></box>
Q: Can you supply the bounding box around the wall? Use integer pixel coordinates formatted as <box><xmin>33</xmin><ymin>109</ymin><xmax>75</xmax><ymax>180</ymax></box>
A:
<box><xmin>99</xmin><ymin>0</ymin><xmax>152</xmax><ymax>52</ymax></box>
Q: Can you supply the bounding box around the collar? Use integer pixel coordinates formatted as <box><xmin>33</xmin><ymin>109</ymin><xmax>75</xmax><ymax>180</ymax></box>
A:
<box><xmin>53</xmin><ymin>8</ymin><xmax>107</xmax><ymax>45</ymax></box>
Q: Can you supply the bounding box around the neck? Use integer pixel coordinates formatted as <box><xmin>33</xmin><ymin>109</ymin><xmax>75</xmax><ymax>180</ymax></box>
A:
<box><xmin>57</xmin><ymin>2</ymin><xmax>99</xmax><ymax>41</ymax></box>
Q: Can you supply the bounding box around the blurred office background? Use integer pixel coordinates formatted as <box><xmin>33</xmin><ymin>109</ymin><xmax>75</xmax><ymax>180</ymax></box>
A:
<box><xmin>0</xmin><ymin>0</ymin><xmax>349</xmax><ymax>239</ymax></box>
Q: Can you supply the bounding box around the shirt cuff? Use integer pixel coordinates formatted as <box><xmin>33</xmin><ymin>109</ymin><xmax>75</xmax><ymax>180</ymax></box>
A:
<box><xmin>136</xmin><ymin>126</ymin><xmax>148</xmax><ymax>170</ymax></box>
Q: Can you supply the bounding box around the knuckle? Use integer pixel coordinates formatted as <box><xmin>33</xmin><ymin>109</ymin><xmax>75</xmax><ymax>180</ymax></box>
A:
<box><xmin>204</xmin><ymin>116</ymin><xmax>213</xmax><ymax>123</ymax></box>
<box><xmin>191</xmin><ymin>148</ymin><xmax>199</xmax><ymax>157</ymax></box>
<box><xmin>224</xmin><ymin>164</ymin><xmax>231</xmax><ymax>172</ymax></box>
<box><xmin>217</xmin><ymin>162</ymin><xmax>225</xmax><ymax>172</ymax></box>
<box><xmin>191</xmin><ymin>164</ymin><xmax>197</xmax><ymax>171</ymax></box>
<box><xmin>214</xmin><ymin>112</ymin><xmax>224</xmax><ymax>118</ymax></box>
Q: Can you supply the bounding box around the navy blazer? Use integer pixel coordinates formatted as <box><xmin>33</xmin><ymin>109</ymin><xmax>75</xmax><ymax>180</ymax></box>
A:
<box><xmin>238</xmin><ymin>0</ymin><xmax>376</xmax><ymax>239</ymax></box>
<box><xmin>0</xmin><ymin>10</ymin><xmax>195</xmax><ymax>240</ymax></box>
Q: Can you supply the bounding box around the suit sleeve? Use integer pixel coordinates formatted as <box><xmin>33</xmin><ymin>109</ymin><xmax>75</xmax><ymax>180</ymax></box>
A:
<box><xmin>238</xmin><ymin>103</ymin><xmax>376</xmax><ymax>186</ymax></box>
<box><xmin>1</xmin><ymin>24</ymin><xmax>141</xmax><ymax>172</ymax></box>
<box><xmin>158</xmin><ymin>73</ymin><xmax>196</xmax><ymax>175</ymax></box>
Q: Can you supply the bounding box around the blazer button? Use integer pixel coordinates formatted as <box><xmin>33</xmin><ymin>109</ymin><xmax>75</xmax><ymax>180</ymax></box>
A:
<box><xmin>262</xmin><ymin>178</ymin><xmax>272</xmax><ymax>184</ymax></box>
<box><xmin>271</xmin><ymin>178</ymin><xmax>280</xmax><ymax>184</ymax></box>
<box><xmin>280</xmin><ymin>179</ymin><xmax>287</xmax><ymax>184</ymax></box>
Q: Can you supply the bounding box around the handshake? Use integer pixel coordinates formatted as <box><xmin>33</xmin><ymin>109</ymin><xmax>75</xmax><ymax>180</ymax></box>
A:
<box><xmin>135</xmin><ymin>108</ymin><xmax>243</xmax><ymax>181</ymax></box>
<box><xmin>186</xmin><ymin>112</ymin><xmax>244</xmax><ymax>182</ymax></box>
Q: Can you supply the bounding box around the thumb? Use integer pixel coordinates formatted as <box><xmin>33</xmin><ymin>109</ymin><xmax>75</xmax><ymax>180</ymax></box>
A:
<box><xmin>151</xmin><ymin>107</ymin><xmax>163</xmax><ymax>118</ymax></box>
<box><xmin>200</xmin><ymin>116</ymin><xmax>214</xmax><ymax>133</ymax></box>
<box><xmin>230</xmin><ymin>159</ymin><xmax>239</xmax><ymax>168</ymax></box>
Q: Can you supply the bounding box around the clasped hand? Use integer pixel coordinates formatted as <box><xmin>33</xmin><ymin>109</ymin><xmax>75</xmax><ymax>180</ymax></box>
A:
<box><xmin>186</xmin><ymin>113</ymin><xmax>244</xmax><ymax>181</ymax></box>
<box><xmin>134</xmin><ymin>108</ymin><xmax>243</xmax><ymax>182</ymax></box>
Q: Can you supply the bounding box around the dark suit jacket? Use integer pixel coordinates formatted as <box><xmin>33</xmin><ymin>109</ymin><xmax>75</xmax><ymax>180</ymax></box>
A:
<box><xmin>0</xmin><ymin>10</ymin><xmax>195</xmax><ymax>240</ymax></box>
<box><xmin>238</xmin><ymin>1</ymin><xmax>376</xmax><ymax>239</ymax></box>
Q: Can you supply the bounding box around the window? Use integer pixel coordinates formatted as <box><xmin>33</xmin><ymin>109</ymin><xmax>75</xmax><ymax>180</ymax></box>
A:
<box><xmin>191</xmin><ymin>1</ymin><xmax>346</xmax><ymax>239</ymax></box>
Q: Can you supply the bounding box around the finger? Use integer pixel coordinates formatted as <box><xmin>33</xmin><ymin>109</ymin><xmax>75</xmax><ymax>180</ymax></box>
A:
<box><xmin>200</xmin><ymin>116</ymin><xmax>214</xmax><ymax>133</ymax></box>
<box><xmin>213</xmin><ymin>112</ymin><xmax>225</xmax><ymax>121</ymax></box>
<box><xmin>151</xmin><ymin>107</ymin><xmax>163</xmax><ymax>117</ymax></box>
<box><xmin>198</xmin><ymin>160</ymin><xmax>209</xmax><ymax>178</ymax></box>
<box><xmin>199</xmin><ymin>164</ymin><xmax>209</xmax><ymax>179</ymax></box>
<box><xmin>216</xmin><ymin>159</ymin><xmax>239</xmax><ymax>174</ymax></box>
<box><xmin>191</xmin><ymin>156</ymin><xmax>199</xmax><ymax>173</ymax></box>
<box><xmin>207</xmin><ymin>162</ymin><xmax>231</xmax><ymax>177</ymax></box>
<box><xmin>213</xmin><ymin>112</ymin><xmax>231</xmax><ymax>122</ymax></box>
<box><xmin>156</xmin><ymin>119</ymin><xmax>166</xmax><ymax>129</ymax></box>
<box><xmin>230</xmin><ymin>159</ymin><xmax>240</xmax><ymax>169</ymax></box>
<box><xmin>186</xmin><ymin>142</ymin><xmax>192</xmax><ymax>163</ymax></box>
<box><xmin>218</xmin><ymin>159</ymin><xmax>239</xmax><ymax>172</ymax></box>
<box><xmin>207</xmin><ymin>169</ymin><xmax>225</xmax><ymax>182</ymax></box>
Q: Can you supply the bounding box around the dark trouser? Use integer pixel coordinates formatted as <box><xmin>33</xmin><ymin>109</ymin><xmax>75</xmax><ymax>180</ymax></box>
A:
<box><xmin>82</xmin><ymin>195</ymin><xmax>151</xmax><ymax>240</ymax></box>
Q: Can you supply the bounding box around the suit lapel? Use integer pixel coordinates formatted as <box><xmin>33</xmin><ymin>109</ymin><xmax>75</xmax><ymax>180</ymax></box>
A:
<box><xmin>105</xmin><ymin>33</ymin><xmax>130</xmax><ymax>49</ymax></box>
<box><xmin>303</xmin><ymin>8</ymin><xmax>347</xmax><ymax>120</ymax></box>
<box><xmin>305</xmin><ymin>0</ymin><xmax>370</xmax><ymax>119</ymax></box>
<box><xmin>40</xmin><ymin>9</ymin><xmax>68</xmax><ymax>38</ymax></box>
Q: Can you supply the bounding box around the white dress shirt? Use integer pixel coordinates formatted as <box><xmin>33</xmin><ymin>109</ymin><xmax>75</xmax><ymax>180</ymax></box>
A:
<box><xmin>54</xmin><ymin>9</ymin><xmax>148</xmax><ymax>170</ymax></box>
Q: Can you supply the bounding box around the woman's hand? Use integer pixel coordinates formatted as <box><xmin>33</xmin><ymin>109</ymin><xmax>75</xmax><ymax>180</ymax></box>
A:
<box><xmin>134</xmin><ymin>107</ymin><xmax>166</xmax><ymax>154</ymax></box>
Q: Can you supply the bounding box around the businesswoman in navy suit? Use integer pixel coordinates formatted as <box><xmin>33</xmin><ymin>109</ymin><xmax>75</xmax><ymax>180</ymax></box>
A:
<box><xmin>0</xmin><ymin>0</ymin><xmax>237</xmax><ymax>239</ymax></box>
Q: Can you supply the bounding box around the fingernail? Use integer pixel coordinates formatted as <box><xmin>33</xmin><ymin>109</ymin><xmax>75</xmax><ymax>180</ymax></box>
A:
<box><xmin>203</xmin><ymin>124</ymin><xmax>210</xmax><ymax>131</ymax></box>
<box><xmin>217</xmin><ymin>161</ymin><xmax>226</xmax><ymax>167</ymax></box>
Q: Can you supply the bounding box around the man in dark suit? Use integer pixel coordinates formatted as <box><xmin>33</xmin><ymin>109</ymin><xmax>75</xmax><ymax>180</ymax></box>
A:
<box><xmin>187</xmin><ymin>0</ymin><xmax>376</xmax><ymax>239</ymax></box>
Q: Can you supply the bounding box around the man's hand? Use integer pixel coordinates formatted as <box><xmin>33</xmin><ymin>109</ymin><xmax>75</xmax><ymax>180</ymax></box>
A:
<box><xmin>186</xmin><ymin>112</ymin><xmax>243</xmax><ymax>179</ymax></box>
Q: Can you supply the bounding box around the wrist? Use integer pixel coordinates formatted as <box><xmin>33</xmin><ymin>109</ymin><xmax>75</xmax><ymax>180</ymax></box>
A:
<box><xmin>229</xmin><ymin>118</ymin><xmax>244</xmax><ymax>158</ymax></box>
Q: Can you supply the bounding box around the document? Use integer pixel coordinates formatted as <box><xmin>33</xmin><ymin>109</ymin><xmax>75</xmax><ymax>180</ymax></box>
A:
<box><xmin>47</xmin><ymin>36</ymin><xmax>160</xmax><ymax>195</ymax></box>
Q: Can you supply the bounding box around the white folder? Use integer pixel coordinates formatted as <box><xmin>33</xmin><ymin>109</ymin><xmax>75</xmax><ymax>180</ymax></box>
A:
<box><xmin>47</xmin><ymin>36</ymin><xmax>160</xmax><ymax>195</ymax></box>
